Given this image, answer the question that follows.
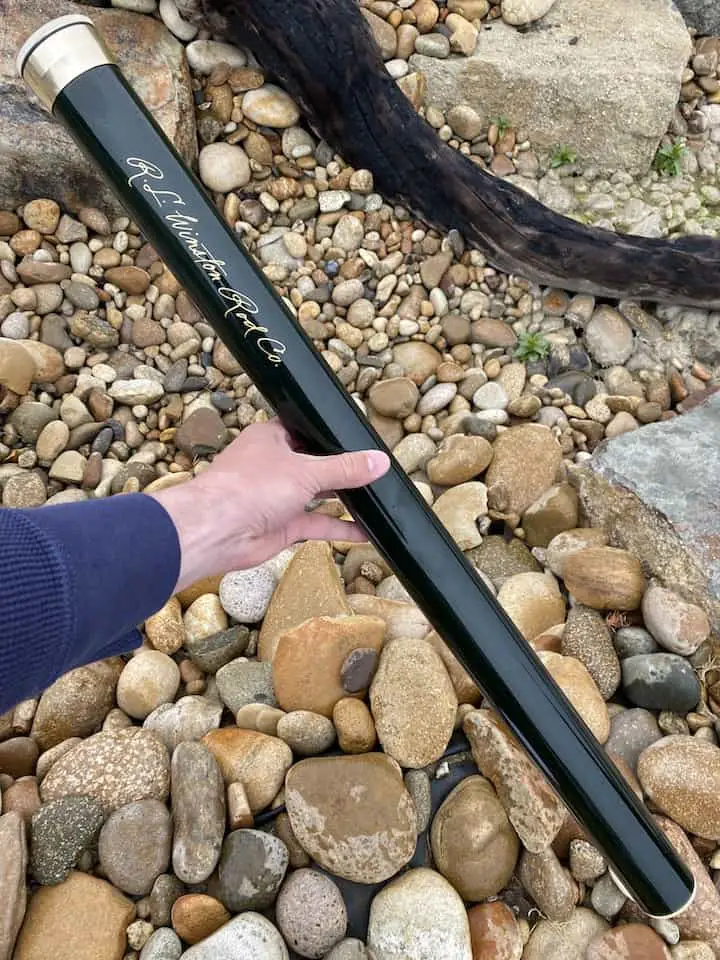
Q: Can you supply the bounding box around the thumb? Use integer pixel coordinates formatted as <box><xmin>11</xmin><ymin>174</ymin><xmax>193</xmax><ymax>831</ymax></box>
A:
<box><xmin>301</xmin><ymin>449</ymin><xmax>390</xmax><ymax>496</ymax></box>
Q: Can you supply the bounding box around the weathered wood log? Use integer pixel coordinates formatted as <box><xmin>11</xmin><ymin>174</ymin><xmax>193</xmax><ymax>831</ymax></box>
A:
<box><xmin>200</xmin><ymin>0</ymin><xmax>720</xmax><ymax>308</ymax></box>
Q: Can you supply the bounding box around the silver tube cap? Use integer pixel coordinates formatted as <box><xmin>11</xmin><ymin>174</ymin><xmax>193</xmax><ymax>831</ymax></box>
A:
<box><xmin>16</xmin><ymin>14</ymin><xmax>112</xmax><ymax>111</ymax></box>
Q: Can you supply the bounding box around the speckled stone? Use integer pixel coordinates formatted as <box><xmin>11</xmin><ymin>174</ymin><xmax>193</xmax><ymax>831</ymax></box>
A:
<box><xmin>275</xmin><ymin>869</ymin><xmax>347</xmax><ymax>958</ymax></box>
<box><xmin>40</xmin><ymin>728</ymin><xmax>170</xmax><ymax>814</ymax></box>
<box><xmin>98</xmin><ymin>799</ymin><xmax>172</xmax><ymax>895</ymax></box>
<box><xmin>171</xmin><ymin>742</ymin><xmax>225</xmax><ymax>884</ymax></box>
<box><xmin>30</xmin><ymin>796</ymin><xmax>104</xmax><ymax>885</ymax></box>
<box><xmin>215</xmin><ymin>659</ymin><xmax>277</xmax><ymax>713</ymax></box>
<box><xmin>562</xmin><ymin>605</ymin><xmax>621</xmax><ymax>700</ymax></box>
<box><xmin>638</xmin><ymin>737</ymin><xmax>720</xmax><ymax>840</ymax></box>
<box><xmin>219</xmin><ymin>566</ymin><xmax>277</xmax><ymax>624</ymax></box>
<box><xmin>605</xmin><ymin>708</ymin><xmax>661</xmax><ymax>773</ymax></box>
<box><xmin>467</xmin><ymin>535</ymin><xmax>541</xmax><ymax>588</ymax></box>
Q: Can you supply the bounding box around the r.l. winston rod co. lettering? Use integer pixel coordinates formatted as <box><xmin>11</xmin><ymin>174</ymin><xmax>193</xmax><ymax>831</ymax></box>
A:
<box><xmin>17</xmin><ymin>14</ymin><xmax>696</xmax><ymax>920</ymax></box>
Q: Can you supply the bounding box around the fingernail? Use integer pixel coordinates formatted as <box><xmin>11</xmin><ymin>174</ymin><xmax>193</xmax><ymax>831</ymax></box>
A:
<box><xmin>366</xmin><ymin>450</ymin><xmax>390</xmax><ymax>475</ymax></box>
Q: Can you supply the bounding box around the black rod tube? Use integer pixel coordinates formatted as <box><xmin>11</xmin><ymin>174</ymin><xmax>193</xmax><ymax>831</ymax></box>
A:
<box><xmin>18</xmin><ymin>16</ymin><xmax>695</xmax><ymax>918</ymax></box>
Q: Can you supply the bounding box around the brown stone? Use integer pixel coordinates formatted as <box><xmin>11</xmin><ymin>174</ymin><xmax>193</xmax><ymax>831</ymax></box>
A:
<box><xmin>430</xmin><ymin>776</ymin><xmax>519</xmax><ymax>901</ymax></box>
<box><xmin>467</xmin><ymin>901</ymin><xmax>523</xmax><ymax>960</ymax></box>
<box><xmin>486</xmin><ymin>425</ymin><xmax>563</xmax><ymax>517</ymax></box>
<box><xmin>522</xmin><ymin>483</ymin><xmax>579</xmax><ymax>548</ymax></box>
<box><xmin>273</xmin><ymin>615</ymin><xmax>386</xmax><ymax>717</ymax></box>
<box><xmin>175</xmin><ymin>575</ymin><xmax>223</xmax><ymax>608</ymax></box>
<box><xmin>31</xmin><ymin>659</ymin><xmax>123</xmax><ymax>750</ymax></box>
<box><xmin>0</xmin><ymin>340</ymin><xmax>35</xmax><ymax>395</ymax></box>
<box><xmin>104</xmin><ymin>266</ymin><xmax>151</xmax><ymax>295</ymax></box>
<box><xmin>12</xmin><ymin>871</ymin><xmax>134</xmax><ymax>960</ymax></box>
<box><xmin>0</xmin><ymin>811</ymin><xmax>27</xmax><ymax>960</ymax></box>
<box><xmin>17</xmin><ymin>341</ymin><xmax>64</xmax><ymax>382</ymax></box>
<box><xmin>370</xmin><ymin>637</ymin><xmax>456</xmax><ymax>768</ymax></box>
<box><xmin>1</xmin><ymin>778</ymin><xmax>40</xmax><ymax>827</ymax></box>
<box><xmin>392</xmin><ymin>341</ymin><xmax>443</xmax><ymax>385</ymax></box>
<box><xmin>144</xmin><ymin>597</ymin><xmax>185</xmax><ymax>656</ymax></box>
<box><xmin>517</xmin><ymin>847</ymin><xmax>576</xmax><ymax>921</ymax></box>
<box><xmin>585</xmin><ymin>924</ymin><xmax>671</xmax><ymax>960</ymax></box>
<box><xmin>562</xmin><ymin>547</ymin><xmax>646</xmax><ymax>611</ymax></box>
<box><xmin>202</xmin><ymin>728</ymin><xmax>292</xmax><ymax>812</ymax></box>
<box><xmin>0</xmin><ymin>738</ymin><xmax>38</xmax><ymax>778</ymax></box>
<box><xmin>562</xmin><ymin>605</ymin><xmax>621</xmax><ymax>700</ymax></box>
<box><xmin>174</xmin><ymin>408</ymin><xmax>228</xmax><ymax>458</ymax></box>
<box><xmin>496</xmin><ymin>572</ymin><xmax>566</xmax><ymax>642</ymax></box>
<box><xmin>545</xmin><ymin>528</ymin><xmax>609</xmax><ymax>577</ymax></box>
<box><xmin>171</xmin><ymin>894</ymin><xmax>230</xmax><ymax>946</ymax></box>
<box><xmin>333</xmin><ymin>698</ymin><xmax>377</xmax><ymax>754</ymax></box>
<box><xmin>470</xmin><ymin>318</ymin><xmax>517</xmax><ymax>348</ymax></box>
<box><xmin>522</xmin><ymin>909</ymin><xmax>609</xmax><ymax>960</ymax></box>
<box><xmin>424</xmin><ymin>631</ymin><xmax>481</xmax><ymax>704</ymax></box>
<box><xmin>285</xmin><ymin>754</ymin><xmax>417</xmax><ymax>883</ymax></box>
<box><xmin>463</xmin><ymin>709</ymin><xmax>565</xmax><ymax>852</ymax></box>
<box><xmin>367</xmin><ymin>378</ymin><xmax>419</xmax><ymax>419</ymax></box>
<box><xmin>259</xmin><ymin>541</ymin><xmax>351</xmax><ymax>661</ymax></box>
<box><xmin>426</xmin><ymin>435</ymin><xmax>494</xmax><ymax>486</ymax></box>
<box><xmin>538</xmin><ymin>652</ymin><xmax>609</xmax><ymax>743</ymax></box>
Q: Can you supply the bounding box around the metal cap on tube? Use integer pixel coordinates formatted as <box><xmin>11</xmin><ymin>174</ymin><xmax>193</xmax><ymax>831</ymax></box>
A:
<box><xmin>16</xmin><ymin>14</ymin><xmax>111</xmax><ymax>111</ymax></box>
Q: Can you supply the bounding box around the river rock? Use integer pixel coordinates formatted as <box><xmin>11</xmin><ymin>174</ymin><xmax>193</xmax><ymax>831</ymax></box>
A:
<box><xmin>285</xmin><ymin>754</ymin><xmax>416</xmax><ymax>883</ymax></box>
<box><xmin>181</xmin><ymin>912</ymin><xmax>289</xmax><ymax>960</ymax></box>
<box><xmin>116</xmin><ymin>651</ymin><xmax>180</xmax><ymax>720</ymax></box>
<box><xmin>30</xmin><ymin>796</ymin><xmax>104</xmax><ymax>885</ymax></box>
<box><xmin>641</xmin><ymin>584</ymin><xmax>710</xmax><ymax>656</ymax></box>
<box><xmin>518</xmin><ymin>847</ymin><xmax>576</xmax><ymax>921</ymax></box>
<box><xmin>522</xmin><ymin>908</ymin><xmax>609</xmax><ymax>960</ymax></box>
<box><xmin>561</xmin><ymin>605</ymin><xmax>621</xmax><ymax>700</ymax></box>
<box><xmin>430</xmin><ymin>775</ymin><xmax>519</xmax><ymax>900</ymax></box>
<box><xmin>325</xmin><ymin>940</ymin><xmax>371</xmax><ymax>960</ymax></box>
<box><xmin>242</xmin><ymin>85</ymin><xmax>300</xmax><ymax>127</ymax></box>
<box><xmin>426</xmin><ymin>435</ymin><xmax>494</xmax><ymax>486</ymax></box>
<box><xmin>171</xmin><ymin>741</ymin><xmax>225</xmax><ymax>883</ymax></box>
<box><xmin>467</xmin><ymin>901</ymin><xmax>523</xmax><ymax>960</ymax></box>
<box><xmin>12</xmin><ymin>870</ymin><xmax>134</xmax><ymax>960</ymax></box>
<box><xmin>186</xmin><ymin>624</ymin><xmax>250</xmax><ymax>674</ymax></box>
<box><xmin>605</xmin><ymin>708</ymin><xmax>662</xmax><ymax>774</ymax></box>
<box><xmin>468</xmin><ymin>535</ymin><xmax>541</xmax><ymax>588</ymax></box>
<box><xmin>346</xmin><ymin>595</ymin><xmax>430</xmax><ymax>640</ymax></box>
<box><xmin>109</xmin><ymin>379</ymin><xmax>164</xmax><ymax>406</ymax></box>
<box><xmin>273</xmin><ymin>615</ymin><xmax>385</xmax><ymax>716</ymax></box>
<box><xmin>522</xmin><ymin>483</ymin><xmax>579</xmax><ymax>548</ymax></box>
<box><xmin>17</xmin><ymin>341</ymin><xmax>65</xmax><ymax>383</ymax></box>
<box><xmin>216</xmin><ymin>829</ymin><xmax>289</xmax><ymax>912</ymax></box>
<box><xmin>259</xmin><ymin>541</ymin><xmax>351</xmax><ymax>661</ymax></box>
<box><xmin>170</xmin><ymin>894</ymin><xmax>229</xmax><ymax>945</ymax></box>
<box><xmin>585</xmin><ymin>924</ymin><xmax>671</xmax><ymax>960</ymax></box>
<box><xmin>367</xmin><ymin>868</ymin><xmax>472</xmax><ymax>960</ymax></box>
<box><xmin>40</xmin><ymin>728</ymin><xmax>170</xmax><ymax>814</ymax></box>
<box><xmin>392</xmin><ymin>433</ymin><xmax>437</xmax><ymax>473</ymax></box>
<box><xmin>0</xmin><ymin>811</ymin><xmax>26</xmax><ymax>960</ymax></box>
<box><xmin>0</xmin><ymin>0</ymin><xmax>196</xmax><ymax>212</ymax></box>
<box><xmin>485</xmin><ymin>425</ymin><xmax>562</xmax><ymax>517</ymax></box>
<box><xmin>570</xmin><ymin>394</ymin><xmax>720</xmax><ymax>626</ymax></box>
<box><xmin>637</xmin><ymin>736</ymin><xmax>720</xmax><ymax>840</ymax></box>
<box><xmin>424</xmin><ymin>630</ymin><xmax>482</xmax><ymax>704</ymax></box>
<box><xmin>368</xmin><ymin>378</ymin><xmax>419</xmax><ymax>418</ymax></box>
<box><xmin>275</xmin><ymin>868</ymin><xmax>347</xmax><ymax>958</ymax></box>
<box><xmin>0</xmin><ymin>739</ymin><xmax>37</xmax><ymax>778</ymax></box>
<box><xmin>143</xmin><ymin>696</ymin><xmax>222</xmax><ymax>753</ymax></box>
<box><xmin>392</xmin><ymin>341</ymin><xmax>443</xmax><ymax>384</ymax></box>
<box><xmin>98</xmin><ymin>799</ymin><xmax>171</xmax><ymax>895</ymax></box>
<box><xmin>276</xmin><ymin>711</ymin><xmax>336</xmax><ymax>755</ymax></box>
<box><xmin>219</xmin><ymin>566</ymin><xmax>276</xmax><ymax>624</ymax></box>
<box><xmin>538</xmin><ymin>652</ymin><xmax>609</xmax><ymax>742</ymax></box>
<box><xmin>31</xmin><ymin>659</ymin><xmax>123</xmax><ymax>750</ymax></box>
<box><xmin>0</xmin><ymin>339</ymin><xmax>35</xmax><ymax>394</ymax></box>
<box><xmin>370</xmin><ymin>637</ymin><xmax>456</xmax><ymax>768</ymax></box>
<box><xmin>497</xmin><ymin>572</ymin><xmax>565</xmax><ymax>642</ymax></box>
<box><xmin>409</xmin><ymin>0</ymin><xmax>690</xmax><ymax>172</ymax></box>
<box><xmin>202</xmin><ymin>728</ymin><xmax>292</xmax><ymax>812</ymax></box>
<box><xmin>139</xmin><ymin>927</ymin><xmax>183</xmax><ymax>960</ymax></box>
<box><xmin>216</xmin><ymin>659</ymin><xmax>276</xmax><ymax>713</ymax></box>
<box><xmin>654</xmin><ymin>817</ymin><xmax>720</xmax><ymax>954</ymax></box>
<box><xmin>463</xmin><ymin>709</ymin><xmax>565</xmax><ymax>851</ymax></box>
<box><xmin>144</xmin><ymin>598</ymin><xmax>185</xmax><ymax>656</ymax></box>
<box><xmin>433</xmin><ymin>481</ymin><xmax>488</xmax><ymax>549</ymax></box>
<box><xmin>621</xmin><ymin>654</ymin><xmax>701</xmax><ymax>713</ymax></box>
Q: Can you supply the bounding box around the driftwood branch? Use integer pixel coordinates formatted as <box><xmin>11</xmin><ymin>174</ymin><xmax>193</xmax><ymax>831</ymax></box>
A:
<box><xmin>205</xmin><ymin>0</ymin><xmax>720</xmax><ymax>308</ymax></box>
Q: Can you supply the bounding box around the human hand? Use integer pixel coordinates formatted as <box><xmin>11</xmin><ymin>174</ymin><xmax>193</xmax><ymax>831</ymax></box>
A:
<box><xmin>149</xmin><ymin>419</ymin><xmax>390</xmax><ymax>592</ymax></box>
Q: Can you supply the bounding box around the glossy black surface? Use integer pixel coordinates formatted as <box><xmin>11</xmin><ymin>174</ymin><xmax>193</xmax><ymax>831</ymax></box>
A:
<box><xmin>51</xmin><ymin>62</ymin><xmax>694</xmax><ymax>917</ymax></box>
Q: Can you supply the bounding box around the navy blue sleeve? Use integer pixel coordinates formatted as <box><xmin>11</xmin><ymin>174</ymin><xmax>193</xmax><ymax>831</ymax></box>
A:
<box><xmin>0</xmin><ymin>493</ymin><xmax>181</xmax><ymax>714</ymax></box>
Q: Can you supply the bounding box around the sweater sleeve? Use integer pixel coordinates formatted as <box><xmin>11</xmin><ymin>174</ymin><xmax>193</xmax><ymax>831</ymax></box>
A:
<box><xmin>0</xmin><ymin>493</ymin><xmax>181</xmax><ymax>714</ymax></box>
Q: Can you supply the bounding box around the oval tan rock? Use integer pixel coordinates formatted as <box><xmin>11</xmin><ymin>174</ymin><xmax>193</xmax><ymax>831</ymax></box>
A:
<box><xmin>285</xmin><ymin>754</ymin><xmax>417</xmax><ymax>883</ymax></box>
<box><xmin>430</xmin><ymin>775</ymin><xmax>519</xmax><ymax>901</ymax></box>
<box><xmin>426</xmin><ymin>435</ymin><xmax>494</xmax><ymax>486</ymax></box>
<box><xmin>637</xmin><ymin>736</ymin><xmax>720</xmax><ymax>840</ymax></box>
<box><xmin>562</xmin><ymin>547</ymin><xmax>646</xmax><ymax>610</ymax></box>
<box><xmin>370</xmin><ymin>637</ymin><xmax>457</xmax><ymax>768</ymax></box>
<box><xmin>485</xmin><ymin>424</ymin><xmax>562</xmax><ymax>516</ymax></box>
<box><xmin>538</xmin><ymin>652</ymin><xmax>609</xmax><ymax>743</ymax></box>
<box><xmin>0</xmin><ymin>339</ymin><xmax>36</xmax><ymax>394</ymax></box>
<box><xmin>497</xmin><ymin>572</ymin><xmax>566</xmax><ymax>642</ymax></box>
<box><xmin>202</xmin><ymin>728</ymin><xmax>292</xmax><ymax>813</ymax></box>
<box><xmin>433</xmin><ymin>482</ymin><xmax>488</xmax><ymax>550</ymax></box>
<box><xmin>522</xmin><ymin>908</ymin><xmax>609</xmax><ymax>960</ymax></box>
<box><xmin>545</xmin><ymin>528</ymin><xmax>609</xmax><ymax>577</ymax></box>
<box><xmin>145</xmin><ymin>597</ymin><xmax>185</xmax><ymax>655</ymax></box>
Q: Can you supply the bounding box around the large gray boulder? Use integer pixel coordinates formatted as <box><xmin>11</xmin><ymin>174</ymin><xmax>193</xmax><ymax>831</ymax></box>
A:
<box><xmin>0</xmin><ymin>0</ymin><xmax>196</xmax><ymax>213</ymax></box>
<box><xmin>569</xmin><ymin>392</ymin><xmax>720</xmax><ymax>628</ymax></box>
<box><xmin>409</xmin><ymin>0</ymin><xmax>691</xmax><ymax>172</ymax></box>
<box><xmin>673</xmin><ymin>0</ymin><xmax>720</xmax><ymax>36</ymax></box>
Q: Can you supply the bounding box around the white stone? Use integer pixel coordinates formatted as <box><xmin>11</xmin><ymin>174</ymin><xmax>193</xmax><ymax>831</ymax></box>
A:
<box><xmin>417</xmin><ymin>383</ymin><xmax>457</xmax><ymax>416</ymax></box>
<box><xmin>185</xmin><ymin>39</ymin><xmax>247</xmax><ymax>74</ymax></box>
<box><xmin>473</xmin><ymin>381</ymin><xmax>509</xmax><ymax>410</ymax></box>
<box><xmin>502</xmin><ymin>0</ymin><xmax>556</xmax><ymax>26</ymax></box>
<box><xmin>109</xmin><ymin>379</ymin><xmax>165</xmax><ymax>405</ymax></box>
<box><xmin>199</xmin><ymin>143</ymin><xmax>251</xmax><ymax>193</ymax></box>
<box><xmin>219</xmin><ymin>566</ymin><xmax>277</xmax><ymax>623</ymax></box>
<box><xmin>181</xmin><ymin>912</ymin><xmax>289</xmax><ymax>960</ymax></box>
<box><xmin>242</xmin><ymin>85</ymin><xmax>301</xmax><ymax>128</ymax></box>
<box><xmin>367</xmin><ymin>868</ymin><xmax>472</xmax><ymax>960</ymax></box>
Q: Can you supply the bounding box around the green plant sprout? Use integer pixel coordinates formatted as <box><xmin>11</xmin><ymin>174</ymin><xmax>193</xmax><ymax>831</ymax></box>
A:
<box><xmin>513</xmin><ymin>331</ymin><xmax>551</xmax><ymax>364</ymax></box>
<box><xmin>491</xmin><ymin>115</ymin><xmax>510</xmax><ymax>137</ymax></box>
<box><xmin>550</xmin><ymin>145</ymin><xmax>577</xmax><ymax>168</ymax></box>
<box><xmin>652</xmin><ymin>138</ymin><xmax>687</xmax><ymax>177</ymax></box>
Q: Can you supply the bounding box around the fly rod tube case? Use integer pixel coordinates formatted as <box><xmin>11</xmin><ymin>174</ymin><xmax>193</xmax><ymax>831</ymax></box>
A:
<box><xmin>18</xmin><ymin>14</ymin><xmax>695</xmax><ymax>918</ymax></box>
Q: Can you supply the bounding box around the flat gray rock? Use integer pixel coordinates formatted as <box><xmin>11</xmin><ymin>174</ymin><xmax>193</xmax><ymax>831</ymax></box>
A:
<box><xmin>673</xmin><ymin>0</ymin><xmax>720</xmax><ymax>35</ymax></box>
<box><xmin>409</xmin><ymin>0</ymin><xmax>690</xmax><ymax>172</ymax></box>
<box><xmin>570</xmin><ymin>393</ymin><xmax>720</xmax><ymax>626</ymax></box>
